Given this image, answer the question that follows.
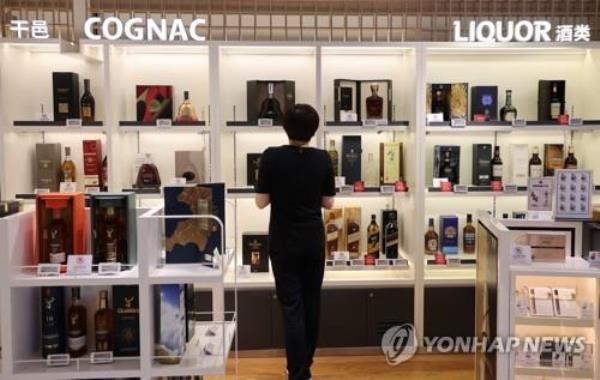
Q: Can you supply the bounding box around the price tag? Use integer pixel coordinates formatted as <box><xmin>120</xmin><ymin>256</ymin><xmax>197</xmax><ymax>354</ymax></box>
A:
<box><xmin>512</xmin><ymin>119</ymin><xmax>527</xmax><ymax>128</ymax></box>
<box><xmin>98</xmin><ymin>262</ymin><xmax>122</xmax><ymax>275</ymax></box>
<box><xmin>363</xmin><ymin>119</ymin><xmax>378</xmax><ymax>128</ymax></box>
<box><xmin>580</xmin><ymin>302</ymin><xmax>594</xmax><ymax>320</ymax></box>
<box><xmin>67</xmin><ymin>255</ymin><xmax>93</xmax><ymax>276</ymax></box>
<box><xmin>426</xmin><ymin>113</ymin><xmax>444</xmax><ymax>124</ymax></box>
<box><xmin>333</xmin><ymin>259</ymin><xmax>349</xmax><ymax>268</ymax></box>
<box><xmin>375</xmin><ymin>259</ymin><xmax>391</xmax><ymax>268</ymax></box>
<box><xmin>380</xmin><ymin>185</ymin><xmax>395</xmax><ymax>195</ymax></box>
<box><xmin>85</xmin><ymin>186</ymin><xmax>101</xmax><ymax>194</ymax></box>
<box><xmin>432</xmin><ymin>178</ymin><xmax>447</xmax><ymax>188</ymax></box>
<box><xmin>511</xmin><ymin>245</ymin><xmax>532</xmax><ymax>265</ymax></box>
<box><xmin>333</xmin><ymin>251</ymin><xmax>350</xmax><ymax>261</ymax></box>
<box><xmin>334</xmin><ymin>176</ymin><xmax>346</xmax><ymax>188</ymax></box>
<box><xmin>453</xmin><ymin>184</ymin><xmax>468</xmax><ymax>194</ymax></box>
<box><xmin>257</xmin><ymin>118</ymin><xmax>274</xmax><ymax>127</ymax></box>
<box><xmin>338</xmin><ymin>185</ymin><xmax>353</xmax><ymax>194</ymax></box>
<box><xmin>351</xmin><ymin>259</ymin><xmax>365</xmax><ymax>268</ymax></box>
<box><xmin>570</xmin><ymin>117</ymin><xmax>584</xmax><ymax>127</ymax></box>
<box><xmin>37</xmin><ymin>263</ymin><xmax>61</xmax><ymax>277</ymax></box>
<box><xmin>90</xmin><ymin>351</ymin><xmax>113</xmax><ymax>364</ymax></box>
<box><xmin>446</xmin><ymin>257</ymin><xmax>461</xmax><ymax>267</ymax></box>
<box><xmin>376</xmin><ymin>119</ymin><xmax>389</xmax><ymax>126</ymax></box>
<box><xmin>171</xmin><ymin>177</ymin><xmax>187</xmax><ymax>185</ymax></box>
<box><xmin>156</xmin><ymin>119</ymin><xmax>172</xmax><ymax>128</ymax></box>
<box><xmin>66</xmin><ymin>118</ymin><xmax>82</xmax><ymax>128</ymax></box>
<box><xmin>47</xmin><ymin>353</ymin><xmax>70</xmax><ymax>367</ymax></box>
<box><xmin>59</xmin><ymin>181</ymin><xmax>77</xmax><ymax>193</ymax></box>
<box><xmin>587</xmin><ymin>251</ymin><xmax>600</xmax><ymax>267</ymax></box>
<box><xmin>391</xmin><ymin>258</ymin><xmax>409</xmax><ymax>268</ymax></box>
<box><xmin>503</xmin><ymin>184</ymin><xmax>518</xmax><ymax>194</ymax></box>
<box><xmin>34</xmin><ymin>188</ymin><xmax>50</xmax><ymax>194</ymax></box>
<box><xmin>450</xmin><ymin>118</ymin><xmax>467</xmax><ymax>128</ymax></box>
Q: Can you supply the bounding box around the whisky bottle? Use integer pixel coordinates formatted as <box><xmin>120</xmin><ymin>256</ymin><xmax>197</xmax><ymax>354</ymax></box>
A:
<box><xmin>365</xmin><ymin>84</ymin><xmax>383</xmax><ymax>119</ymax></box>
<box><xmin>425</xmin><ymin>218</ymin><xmax>439</xmax><ymax>255</ymax></box>
<box><xmin>500</xmin><ymin>89</ymin><xmax>517</xmax><ymax>122</ymax></box>
<box><xmin>441</xmin><ymin>151</ymin><xmax>455</xmax><ymax>183</ymax></box>
<box><xmin>327</xmin><ymin>140</ymin><xmax>339</xmax><ymax>176</ymax></box>
<box><xmin>564</xmin><ymin>145</ymin><xmax>578</xmax><ymax>169</ymax></box>
<box><xmin>432</xmin><ymin>89</ymin><xmax>445</xmax><ymax>115</ymax></box>
<box><xmin>463</xmin><ymin>214</ymin><xmax>476</xmax><ymax>254</ymax></box>
<box><xmin>550</xmin><ymin>83</ymin><xmax>564</xmax><ymax>120</ymax></box>
<box><xmin>101</xmin><ymin>156</ymin><xmax>108</xmax><ymax>191</ymax></box>
<box><xmin>492</xmin><ymin>146</ymin><xmax>503</xmax><ymax>182</ymax></box>
<box><xmin>325</xmin><ymin>221</ymin><xmax>339</xmax><ymax>258</ymax></box>
<box><xmin>135</xmin><ymin>154</ymin><xmax>161</xmax><ymax>188</ymax></box>
<box><xmin>258</xmin><ymin>82</ymin><xmax>283</xmax><ymax>122</ymax></box>
<box><xmin>347</xmin><ymin>218</ymin><xmax>360</xmax><ymax>257</ymax></box>
<box><xmin>67</xmin><ymin>287</ymin><xmax>87</xmax><ymax>358</ymax></box>
<box><xmin>47</xmin><ymin>208</ymin><xmax>67</xmax><ymax>264</ymax></box>
<box><xmin>41</xmin><ymin>287</ymin><xmax>66</xmax><ymax>358</ymax></box>
<box><xmin>95</xmin><ymin>290</ymin><xmax>113</xmax><ymax>352</ymax></box>
<box><xmin>80</xmin><ymin>79</ymin><xmax>95</xmax><ymax>123</ymax></box>
<box><xmin>62</xmin><ymin>146</ymin><xmax>76</xmax><ymax>182</ymax></box>
<box><xmin>102</xmin><ymin>207</ymin><xmax>120</xmax><ymax>263</ymax></box>
<box><xmin>366</xmin><ymin>214</ymin><xmax>380</xmax><ymax>260</ymax></box>
<box><xmin>529</xmin><ymin>146</ymin><xmax>543</xmax><ymax>178</ymax></box>
<box><xmin>176</xmin><ymin>91</ymin><xmax>199</xmax><ymax>122</ymax></box>
<box><xmin>383</xmin><ymin>213</ymin><xmax>399</xmax><ymax>259</ymax></box>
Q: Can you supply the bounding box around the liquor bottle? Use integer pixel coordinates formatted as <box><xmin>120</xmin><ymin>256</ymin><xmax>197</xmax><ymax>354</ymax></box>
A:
<box><xmin>549</xmin><ymin>83</ymin><xmax>563</xmax><ymax>120</ymax></box>
<box><xmin>101</xmin><ymin>207</ymin><xmax>120</xmax><ymax>263</ymax></box>
<box><xmin>67</xmin><ymin>287</ymin><xmax>87</xmax><ymax>358</ymax></box>
<box><xmin>41</xmin><ymin>287</ymin><xmax>66</xmax><ymax>358</ymax></box>
<box><xmin>529</xmin><ymin>146</ymin><xmax>543</xmax><ymax>178</ymax></box>
<box><xmin>47</xmin><ymin>208</ymin><xmax>67</xmax><ymax>264</ymax></box>
<box><xmin>95</xmin><ymin>290</ymin><xmax>113</xmax><ymax>352</ymax></box>
<box><xmin>366</xmin><ymin>214</ymin><xmax>380</xmax><ymax>260</ymax></box>
<box><xmin>365</xmin><ymin>84</ymin><xmax>383</xmax><ymax>119</ymax></box>
<box><xmin>432</xmin><ymin>88</ymin><xmax>445</xmax><ymax>115</ymax></box>
<box><xmin>441</xmin><ymin>151</ymin><xmax>455</xmax><ymax>183</ymax></box>
<box><xmin>135</xmin><ymin>154</ymin><xmax>161</xmax><ymax>188</ymax></box>
<box><xmin>101</xmin><ymin>156</ymin><xmax>108</xmax><ymax>191</ymax></box>
<box><xmin>424</xmin><ymin>218</ymin><xmax>439</xmax><ymax>255</ymax></box>
<box><xmin>326</xmin><ymin>222</ymin><xmax>339</xmax><ymax>256</ymax></box>
<box><xmin>463</xmin><ymin>214</ymin><xmax>476</xmax><ymax>254</ymax></box>
<box><xmin>382</xmin><ymin>211</ymin><xmax>399</xmax><ymax>258</ymax></box>
<box><xmin>327</xmin><ymin>140</ymin><xmax>339</xmax><ymax>176</ymax></box>
<box><xmin>175</xmin><ymin>91</ymin><xmax>199</xmax><ymax>122</ymax></box>
<box><xmin>564</xmin><ymin>145</ymin><xmax>578</xmax><ymax>169</ymax></box>
<box><xmin>258</xmin><ymin>82</ymin><xmax>283</xmax><ymax>122</ymax></box>
<box><xmin>492</xmin><ymin>146</ymin><xmax>503</xmax><ymax>182</ymax></box>
<box><xmin>347</xmin><ymin>218</ymin><xmax>360</xmax><ymax>256</ymax></box>
<box><xmin>80</xmin><ymin>79</ymin><xmax>95</xmax><ymax>123</ymax></box>
<box><xmin>500</xmin><ymin>89</ymin><xmax>517</xmax><ymax>122</ymax></box>
<box><xmin>61</xmin><ymin>146</ymin><xmax>76</xmax><ymax>182</ymax></box>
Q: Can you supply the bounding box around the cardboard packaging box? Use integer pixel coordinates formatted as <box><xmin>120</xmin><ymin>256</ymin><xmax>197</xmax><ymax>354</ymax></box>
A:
<box><xmin>472</xmin><ymin>144</ymin><xmax>492</xmax><ymax>186</ymax></box>
<box><xmin>112</xmin><ymin>285</ymin><xmax>140</xmax><ymax>357</ymax></box>
<box><xmin>35</xmin><ymin>143</ymin><xmax>62</xmax><ymax>192</ymax></box>
<box><xmin>344</xmin><ymin>207</ymin><xmax>362</xmax><ymax>259</ymax></box>
<box><xmin>242</xmin><ymin>233</ymin><xmax>269</xmax><ymax>272</ymax></box>
<box><xmin>324</xmin><ymin>208</ymin><xmax>344</xmax><ymax>260</ymax></box>
<box><xmin>544</xmin><ymin>144</ymin><xmax>564</xmax><ymax>177</ymax></box>
<box><xmin>510</xmin><ymin>144</ymin><xmax>529</xmax><ymax>186</ymax></box>
<box><xmin>154</xmin><ymin>284</ymin><xmax>186</xmax><ymax>364</ymax></box>
<box><xmin>342</xmin><ymin>136</ymin><xmax>362</xmax><ymax>185</ymax></box>
<box><xmin>538</xmin><ymin>80</ymin><xmax>566</xmax><ymax>121</ymax></box>
<box><xmin>247</xmin><ymin>80</ymin><xmax>295</xmax><ymax>125</ymax></box>
<box><xmin>434</xmin><ymin>145</ymin><xmax>460</xmax><ymax>185</ymax></box>
<box><xmin>82</xmin><ymin>139</ymin><xmax>103</xmax><ymax>189</ymax></box>
<box><xmin>175</xmin><ymin>150</ymin><xmax>205</xmax><ymax>184</ymax></box>
<box><xmin>471</xmin><ymin>86</ymin><xmax>498</xmax><ymax>121</ymax></box>
<box><xmin>52</xmin><ymin>72</ymin><xmax>80</xmax><ymax>121</ymax></box>
<box><xmin>380</xmin><ymin>142</ymin><xmax>403</xmax><ymax>185</ymax></box>
<box><xmin>439</xmin><ymin>215</ymin><xmax>459</xmax><ymax>254</ymax></box>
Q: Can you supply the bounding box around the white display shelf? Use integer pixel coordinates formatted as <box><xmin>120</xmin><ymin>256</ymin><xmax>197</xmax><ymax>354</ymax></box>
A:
<box><xmin>227</xmin><ymin>187</ymin><xmax>409</xmax><ymax>199</ymax></box>
<box><xmin>8</xmin><ymin>265</ymin><xmax>140</xmax><ymax>287</ymax></box>
<box><xmin>510</xmin><ymin>257</ymin><xmax>600</xmax><ymax>278</ymax></box>
<box><xmin>426</xmin><ymin>123</ymin><xmax>600</xmax><ymax>134</ymax></box>
<box><xmin>223</xmin><ymin>125</ymin><xmax>285</xmax><ymax>133</ymax></box>
<box><xmin>148</xmin><ymin>248</ymin><xmax>235</xmax><ymax>285</ymax></box>
<box><xmin>426</xmin><ymin>188</ymin><xmax>528</xmax><ymax>198</ymax></box>
<box><xmin>11</xmin><ymin>126</ymin><xmax>106</xmax><ymax>134</ymax></box>
<box><xmin>11</xmin><ymin>356</ymin><xmax>141</xmax><ymax>380</ymax></box>
<box><xmin>323</xmin><ymin>125</ymin><xmax>408</xmax><ymax>133</ymax></box>
<box><xmin>118</xmin><ymin>125</ymin><xmax>210</xmax><ymax>134</ymax></box>
<box><xmin>424</xmin><ymin>252</ymin><xmax>477</xmax><ymax>268</ymax></box>
<box><xmin>515</xmin><ymin>316</ymin><xmax>595</xmax><ymax>328</ymax></box>
<box><xmin>424</xmin><ymin>267</ymin><xmax>476</xmax><ymax>286</ymax></box>
<box><xmin>514</xmin><ymin>366</ymin><xmax>594</xmax><ymax>378</ymax></box>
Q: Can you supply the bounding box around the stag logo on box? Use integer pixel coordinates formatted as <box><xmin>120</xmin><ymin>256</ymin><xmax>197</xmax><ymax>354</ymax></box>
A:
<box><xmin>381</xmin><ymin>323</ymin><xmax>418</xmax><ymax>365</ymax></box>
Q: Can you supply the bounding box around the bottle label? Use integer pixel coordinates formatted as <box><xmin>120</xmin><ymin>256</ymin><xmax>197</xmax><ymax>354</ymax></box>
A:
<box><xmin>530</xmin><ymin>165</ymin><xmax>543</xmax><ymax>178</ymax></box>
<box><xmin>551</xmin><ymin>103</ymin><xmax>561</xmax><ymax>119</ymax></box>
<box><xmin>68</xmin><ymin>334</ymin><xmax>86</xmax><ymax>351</ymax></box>
<box><xmin>82</xmin><ymin>107</ymin><xmax>92</xmax><ymax>118</ymax></box>
<box><xmin>49</xmin><ymin>252</ymin><xmax>66</xmax><ymax>264</ymax></box>
<box><xmin>504</xmin><ymin>113</ymin><xmax>514</xmax><ymax>122</ymax></box>
<box><xmin>368</xmin><ymin>234</ymin><xmax>379</xmax><ymax>247</ymax></box>
<box><xmin>427</xmin><ymin>239</ymin><xmax>438</xmax><ymax>252</ymax></box>
<box><xmin>347</xmin><ymin>231</ymin><xmax>360</xmax><ymax>244</ymax></box>
<box><xmin>493</xmin><ymin>164</ymin><xmax>503</xmax><ymax>177</ymax></box>
<box><xmin>464</xmin><ymin>233</ymin><xmax>476</xmax><ymax>245</ymax></box>
<box><xmin>326</xmin><ymin>229</ymin><xmax>338</xmax><ymax>243</ymax></box>
<box><xmin>565</xmin><ymin>164</ymin><xmax>577</xmax><ymax>169</ymax></box>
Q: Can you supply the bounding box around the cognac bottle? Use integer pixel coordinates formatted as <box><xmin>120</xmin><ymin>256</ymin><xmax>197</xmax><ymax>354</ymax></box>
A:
<box><xmin>500</xmin><ymin>89</ymin><xmax>517</xmax><ymax>122</ymax></box>
<box><xmin>80</xmin><ymin>79</ymin><xmax>95</xmax><ymax>123</ymax></box>
<box><xmin>383</xmin><ymin>212</ymin><xmax>399</xmax><ymax>259</ymax></box>
<box><xmin>67</xmin><ymin>287</ymin><xmax>87</xmax><ymax>358</ymax></box>
<box><xmin>41</xmin><ymin>287</ymin><xmax>66</xmax><ymax>358</ymax></box>
<box><xmin>463</xmin><ymin>214</ymin><xmax>476</xmax><ymax>254</ymax></box>
<box><xmin>47</xmin><ymin>208</ymin><xmax>67</xmax><ymax>264</ymax></box>
<box><xmin>94</xmin><ymin>290</ymin><xmax>113</xmax><ymax>352</ymax></box>
<box><xmin>492</xmin><ymin>146</ymin><xmax>503</xmax><ymax>182</ymax></box>
<box><xmin>135</xmin><ymin>154</ymin><xmax>161</xmax><ymax>188</ymax></box>
<box><xmin>327</xmin><ymin>140</ymin><xmax>339</xmax><ymax>176</ymax></box>
<box><xmin>564</xmin><ymin>145</ymin><xmax>578</xmax><ymax>169</ymax></box>
<box><xmin>102</xmin><ymin>207</ymin><xmax>121</xmax><ymax>263</ymax></box>
<box><xmin>176</xmin><ymin>91</ymin><xmax>199</xmax><ymax>122</ymax></box>
<box><xmin>529</xmin><ymin>146</ymin><xmax>543</xmax><ymax>178</ymax></box>
<box><xmin>61</xmin><ymin>146</ymin><xmax>76</xmax><ymax>182</ymax></box>
<box><xmin>366</xmin><ymin>214</ymin><xmax>380</xmax><ymax>260</ymax></box>
<box><xmin>365</xmin><ymin>84</ymin><xmax>384</xmax><ymax>119</ymax></box>
<box><xmin>258</xmin><ymin>82</ymin><xmax>283</xmax><ymax>123</ymax></box>
<box><xmin>425</xmin><ymin>218</ymin><xmax>439</xmax><ymax>255</ymax></box>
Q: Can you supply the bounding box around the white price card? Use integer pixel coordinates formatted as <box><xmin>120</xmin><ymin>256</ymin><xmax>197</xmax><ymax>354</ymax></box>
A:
<box><xmin>34</xmin><ymin>188</ymin><xmax>50</xmax><ymax>194</ymax></box>
<box><xmin>67</xmin><ymin>254</ymin><xmax>93</xmax><ymax>276</ymax></box>
<box><xmin>376</xmin><ymin>119</ymin><xmax>389</xmax><ymax>126</ymax></box>
<box><xmin>450</xmin><ymin>118</ymin><xmax>467</xmax><ymax>128</ymax></box>
<box><xmin>511</xmin><ymin>245</ymin><xmax>532</xmax><ymax>265</ymax></box>
<box><xmin>334</xmin><ymin>176</ymin><xmax>346</xmax><ymax>188</ymax></box>
<box><xmin>391</xmin><ymin>258</ymin><xmax>409</xmax><ymax>268</ymax></box>
<box><xmin>588</xmin><ymin>251</ymin><xmax>600</xmax><ymax>267</ymax></box>
<box><xmin>570</xmin><ymin>118</ymin><xmax>584</xmax><ymax>126</ymax></box>
<box><xmin>580</xmin><ymin>302</ymin><xmax>594</xmax><ymax>320</ymax></box>
<box><xmin>59</xmin><ymin>181</ymin><xmax>77</xmax><ymax>193</ymax></box>
<box><xmin>338</xmin><ymin>185</ymin><xmax>353</xmax><ymax>194</ymax></box>
<box><xmin>257</xmin><ymin>118</ymin><xmax>273</xmax><ymax>127</ymax></box>
<box><xmin>98</xmin><ymin>262</ymin><xmax>121</xmax><ymax>275</ymax></box>
<box><xmin>66</xmin><ymin>118</ymin><xmax>82</xmax><ymax>128</ymax></box>
<box><xmin>446</xmin><ymin>257</ymin><xmax>461</xmax><ymax>267</ymax></box>
<box><xmin>90</xmin><ymin>351</ymin><xmax>113</xmax><ymax>364</ymax></box>
<box><xmin>453</xmin><ymin>184</ymin><xmax>468</xmax><ymax>193</ymax></box>
<box><xmin>363</xmin><ymin>119</ymin><xmax>378</xmax><ymax>128</ymax></box>
<box><xmin>170</xmin><ymin>177</ymin><xmax>187</xmax><ymax>185</ymax></box>
<box><xmin>85</xmin><ymin>186</ymin><xmax>101</xmax><ymax>194</ymax></box>
<box><xmin>426</xmin><ymin>113</ymin><xmax>444</xmax><ymax>124</ymax></box>
<box><xmin>351</xmin><ymin>259</ymin><xmax>365</xmax><ymax>269</ymax></box>
<box><xmin>503</xmin><ymin>184</ymin><xmax>518</xmax><ymax>194</ymax></box>
<box><xmin>46</xmin><ymin>353</ymin><xmax>70</xmax><ymax>367</ymax></box>
<box><xmin>512</xmin><ymin>119</ymin><xmax>527</xmax><ymax>128</ymax></box>
<box><xmin>380</xmin><ymin>185</ymin><xmax>395</xmax><ymax>194</ymax></box>
<box><xmin>37</xmin><ymin>263</ymin><xmax>61</xmax><ymax>277</ymax></box>
<box><xmin>156</xmin><ymin>119</ymin><xmax>172</xmax><ymax>128</ymax></box>
<box><xmin>333</xmin><ymin>251</ymin><xmax>350</xmax><ymax>261</ymax></box>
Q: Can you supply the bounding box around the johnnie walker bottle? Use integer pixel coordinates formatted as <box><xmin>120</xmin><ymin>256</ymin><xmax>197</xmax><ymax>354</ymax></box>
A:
<box><xmin>366</xmin><ymin>214</ymin><xmax>380</xmax><ymax>261</ymax></box>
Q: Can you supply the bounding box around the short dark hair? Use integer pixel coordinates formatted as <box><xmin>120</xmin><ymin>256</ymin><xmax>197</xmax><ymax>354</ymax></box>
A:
<box><xmin>283</xmin><ymin>104</ymin><xmax>320</xmax><ymax>142</ymax></box>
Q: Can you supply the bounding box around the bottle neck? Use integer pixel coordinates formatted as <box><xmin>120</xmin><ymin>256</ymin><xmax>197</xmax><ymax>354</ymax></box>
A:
<box><xmin>505</xmin><ymin>92</ymin><xmax>512</xmax><ymax>106</ymax></box>
<box><xmin>84</xmin><ymin>80</ymin><xmax>90</xmax><ymax>93</ymax></box>
<box><xmin>99</xmin><ymin>295</ymin><xmax>108</xmax><ymax>309</ymax></box>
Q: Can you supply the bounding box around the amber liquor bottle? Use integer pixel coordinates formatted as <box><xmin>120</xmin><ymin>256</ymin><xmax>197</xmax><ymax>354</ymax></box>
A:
<box><xmin>463</xmin><ymin>214</ymin><xmax>476</xmax><ymax>254</ymax></box>
<box><xmin>61</xmin><ymin>146</ymin><xmax>76</xmax><ymax>182</ymax></box>
<box><xmin>564</xmin><ymin>145</ymin><xmax>578</xmax><ymax>169</ymax></box>
<box><xmin>365</xmin><ymin>84</ymin><xmax>383</xmax><ymax>119</ymax></box>
<box><xmin>425</xmin><ymin>218</ymin><xmax>439</xmax><ymax>255</ymax></box>
<box><xmin>80</xmin><ymin>79</ymin><xmax>95</xmax><ymax>123</ymax></box>
<box><xmin>46</xmin><ymin>208</ymin><xmax>67</xmax><ymax>264</ymax></box>
<box><xmin>492</xmin><ymin>146</ymin><xmax>503</xmax><ymax>182</ymax></box>
<box><xmin>529</xmin><ymin>146</ymin><xmax>543</xmax><ymax>178</ymax></box>
<box><xmin>366</xmin><ymin>214</ymin><xmax>380</xmax><ymax>261</ymax></box>
<box><xmin>94</xmin><ymin>290</ymin><xmax>113</xmax><ymax>352</ymax></box>
<box><xmin>67</xmin><ymin>287</ymin><xmax>87</xmax><ymax>358</ymax></box>
<box><xmin>176</xmin><ymin>90</ymin><xmax>199</xmax><ymax>122</ymax></box>
<box><xmin>327</xmin><ymin>140</ymin><xmax>339</xmax><ymax>176</ymax></box>
<box><xmin>101</xmin><ymin>207</ymin><xmax>121</xmax><ymax>263</ymax></box>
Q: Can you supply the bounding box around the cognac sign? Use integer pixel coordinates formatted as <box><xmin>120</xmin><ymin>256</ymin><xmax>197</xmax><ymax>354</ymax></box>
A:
<box><xmin>453</xmin><ymin>20</ymin><xmax>591</xmax><ymax>43</ymax></box>
<box><xmin>84</xmin><ymin>17</ymin><xmax>206</xmax><ymax>42</ymax></box>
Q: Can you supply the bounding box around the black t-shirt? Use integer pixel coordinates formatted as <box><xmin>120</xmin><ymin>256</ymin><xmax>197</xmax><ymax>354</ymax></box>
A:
<box><xmin>256</xmin><ymin>145</ymin><xmax>336</xmax><ymax>254</ymax></box>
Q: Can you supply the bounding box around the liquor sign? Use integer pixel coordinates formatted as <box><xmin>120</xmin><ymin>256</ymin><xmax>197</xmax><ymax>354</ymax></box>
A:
<box><xmin>84</xmin><ymin>17</ymin><xmax>206</xmax><ymax>42</ymax></box>
<box><xmin>453</xmin><ymin>20</ymin><xmax>591</xmax><ymax>43</ymax></box>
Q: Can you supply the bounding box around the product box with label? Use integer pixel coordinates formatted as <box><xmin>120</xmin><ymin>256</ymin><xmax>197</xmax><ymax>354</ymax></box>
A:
<box><xmin>136</xmin><ymin>85</ymin><xmax>173</xmax><ymax>122</ymax></box>
<box><xmin>433</xmin><ymin>145</ymin><xmax>460</xmax><ymax>185</ymax></box>
<box><xmin>52</xmin><ymin>72</ymin><xmax>80</xmax><ymax>121</ymax></box>
<box><xmin>471</xmin><ymin>86</ymin><xmax>498</xmax><ymax>121</ymax></box>
<box><xmin>35</xmin><ymin>143</ymin><xmax>62</xmax><ymax>192</ymax></box>
<box><xmin>528</xmin><ymin>232</ymin><xmax>567</xmax><ymax>263</ymax></box>
<box><xmin>154</xmin><ymin>284</ymin><xmax>186</xmax><ymax>364</ymax></box>
<box><xmin>242</xmin><ymin>233</ymin><xmax>269</xmax><ymax>272</ymax></box>
<box><xmin>538</xmin><ymin>80</ymin><xmax>566</xmax><ymax>121</ymax></box>
<box><xmin>380</xmin><ymin>142</ymin><xmax>403</xmax><ymax>185</ymax></box>
<box><xmin>382</xmin><ymin>209</ymin><xmax>399</xmax><ymax>259</ymax></box>
<box><xmin>439</xmin><ymin>215</ymin><xmax>459</xmax><ymax>254</ymax></box>
<box><xmin>334</xmin><ymin>79</ymin><xmax>360</xmax><ymax>122</ymax></box>
<box><xmin>324</xmin><ymin>208</ymin><xmax>344</xmax><ymax>259</ymax></box>
<box><xmin>511</xmin><ymin>144</ymin><xmax>529</xmax><ymax>186</ymax></box>
<box><xmin>427</xmin><ymin>83</ymin><xmax>451</xmax><ymax>121</ymax></box>
<box><xmin>175</xmin><ymin>150</ymin><xmax>205</xmax><ymax>184</ymax></box>
<box><xmin>544</xmin><ymin>144</ymin><xmax>564</xmax><ymax>177</ymax></box>
<box><xmin>341</xmin><ymin>136</ymin><xmax>362</xmax><ymax>185</ymax></box>
<box><xmin>113</xmin><ymin>285</ymin><xmax>140</xmax><ymax>357</ymax></box>
<box><xmin>247</xmin><ymin>80</ymin><xmax>295</xmax><ymax>125</ymax></box>
<box><xmin>344</xmin><ymin>207</ymin><xmax>362</xmax><ymax>259</ymax></box>
<box><xmin>472</xmin><ymin>144</ymin><xmax>492</xmax><ymax>186</ymax></box>
<box><xmin>82</xmin><ymin>139</ymin><xmax>103</xmax><ymax>189</ymax></box>
<box><xmin>164</xmin><ymin>183</ymin><xmax>225</xmax><ymax>265</ymax></box>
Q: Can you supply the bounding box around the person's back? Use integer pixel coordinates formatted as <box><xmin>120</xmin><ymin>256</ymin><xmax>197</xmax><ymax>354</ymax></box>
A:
<box><xmin>255</xmin><ymin>104</ymin><xmax>335</xmax><ymax>380</ymax></box>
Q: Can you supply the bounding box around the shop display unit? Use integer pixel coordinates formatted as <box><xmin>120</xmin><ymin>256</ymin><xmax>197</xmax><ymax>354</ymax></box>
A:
<box><xmin>1</xmin><ymin>38</ymin><xmax>600</xmax><ymax>373</ymax></box>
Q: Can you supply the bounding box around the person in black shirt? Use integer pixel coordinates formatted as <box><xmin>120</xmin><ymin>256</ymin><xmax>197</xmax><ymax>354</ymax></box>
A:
<box><xmin>255</xmin><ymin>104</ymin><xmax>335</xmax><ymax>380</ymax></box>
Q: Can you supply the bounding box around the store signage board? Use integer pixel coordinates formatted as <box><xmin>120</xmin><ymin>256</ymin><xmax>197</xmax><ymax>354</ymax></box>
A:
<box><xmin>453</xmin><ymin>20</ymin><xmax>591</xmax><ymax>43</ymax></box>
<box><xmin>527</xmin><ymin>177</ymin><xmax>554</xmax><ymax>221</ymax></box>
